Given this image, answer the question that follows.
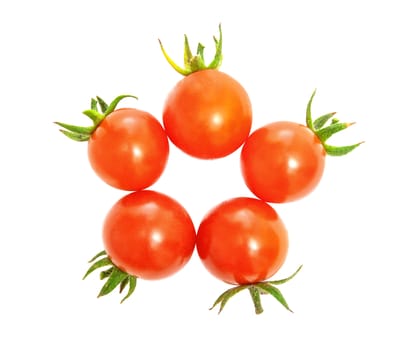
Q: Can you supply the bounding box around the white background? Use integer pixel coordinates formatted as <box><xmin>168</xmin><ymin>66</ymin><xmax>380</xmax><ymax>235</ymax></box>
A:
<box><xmin>1</xmin><ymin>0</ymin><xmax>405</xmax><ymax>348</ymax></box>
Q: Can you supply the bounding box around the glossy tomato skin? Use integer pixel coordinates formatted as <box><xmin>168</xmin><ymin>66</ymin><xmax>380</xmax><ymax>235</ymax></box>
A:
<box><xmin>163</xmin><ymin>69</ymin><xmax>252</xmax><ymax>159</ymax></box>
<box><xmin>88</xmin><ymin>108</ymin><xmax>169</xmax><ymax>191</ymax></box>
<box><xmin>196</xmin><ymin>197</ymin><xmax>288</xmax><ymax>285</ymax></box>
<box><xmin>240</xmin><ymin>121</ymin><xmax>326</xmax><ymax>203</ymax></box>
<box><xmin>103</xmin><ymin>190</ymin><xmax>196</xmax><ymax>280</ymax></box>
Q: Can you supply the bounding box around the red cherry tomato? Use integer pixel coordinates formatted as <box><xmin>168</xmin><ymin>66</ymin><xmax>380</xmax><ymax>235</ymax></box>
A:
<box><xmin>240</xmin><ymin>121</ymin><xmax>326</xmax><ymax>203</ymax></box>
<box><xmin>88</xmin><ymin>108</ymin><xmax>169</xmax><ymax>191</ymax></box>
<box><xmin>103</xmin><ymin>190</ymin><xmax>196</xmax><ymax>280</ymax></box>
<box><xmin>163</xmin><ymin>69</ymin><xmax>252</xmax><ymax>159</ymax></box>
<box><xmin>196</xmin><ymin>197</ymin><xmax>289</xmax><ymax>285</ymax></box>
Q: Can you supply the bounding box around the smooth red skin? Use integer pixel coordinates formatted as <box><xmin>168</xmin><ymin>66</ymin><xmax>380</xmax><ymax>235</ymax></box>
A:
<box><xmin>240</xmin><ymin>121</ymin><xmax>326</xmax><ymax>203</ymax></box>
<box><xmin>88</xmin><ymin>108</ymin><xmax>169</xmax><ymax>191</ymax></box>
<box><xmin>163</xmin><ymin>69</ymin><xmax>252</xmax><ymax>159</ymax></box>
<box><xmin>196</xmin><ymin>197</ymin><xmax>288</xmax><ymax>285</ymax></box>
<box><xmin>103</xmin><ymin>191</ymin><xmax>196</xmax><ymax>280</ymax></box>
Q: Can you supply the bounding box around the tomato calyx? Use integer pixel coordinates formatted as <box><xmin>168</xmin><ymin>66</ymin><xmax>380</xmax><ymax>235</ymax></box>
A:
<box><xmin>306</xmin><ymin>90</ymin><xmax>364</xmax><ymax>156</ymax></box>
<box><xmin>55</xmin><ymin>94</ymin><xmax>138</xmax><ymax>141</ymax></box>
<box><xmin>210</xmin><ymin>265</ymin><xmax>302</xmax><ymax>315</ymax></box>
<box><xmin>159</xmin><ymin>24</ymin><xmax>223</xmax><ymax>76</ymax></box>
<box><xmin>83</xmin><ymin>250</ymin><xmax>137</xmax><ymax>303</ymax></box>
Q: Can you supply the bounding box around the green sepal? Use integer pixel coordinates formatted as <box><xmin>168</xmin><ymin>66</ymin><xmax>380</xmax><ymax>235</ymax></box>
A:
<box><xmin>306</xmin><ymin>90</ymin><xmax>363</xmax><ymax>156</ymax></box>
<box><xmin>54</xmin><ymin>121</ymin><xmax>94</xmax><ymax>135</ymax></box>
<box><xmin>183</xmin><ymin>35</ymin><xmax>193</xmax><ymax>66</ymax></box>
<box><xmin>305</xmin><ymin>89</ymin><xmax>317</xmax><ymax>130</ymax></box>
<box><xmin>196</xmin><ymin>43</ymin><xmax>205</xmax><ymax>62</ymax></box>
<box><xmin>98</xmin><ymin>268</ymin><xmax>128</xmax><ymax>298</ymax></box>
<box><xmin>82</xmin><ymin>256</ymin><xmax>112</xmax><ymax>280</ymax></box>
<box><xmin>315</xmin><ymin>122</ymin><xmax>353</xmax><ymax>143</ymax></box>
<box><xmin>100</xmin><ymin>267</ymin><xmax>114</xmax><ymax>280</ymax></box>
<box><xmin>90</xmin><ymin>98</ymin><xmax>98</xmax><ymax>111</ymax></box>
<box><xmin>83</xmin><ymin>250</ymin><xmax>138</xmax><ymax>303</ymax></box>
<box><xmin>324</xmin><ymin>141</ymin><xmax>364</xmax><ymax>156</ymax></box>
<box><xmin>104</xmin><ymin>94</ymin><xmax>138</xmax><ymax>116</ymax></box>
<box><xmin>256</xmin><ymin>283</ymin><xmax>292</xmax><ymax>312</ymax></box>
<box><xmin>159</xmin><ymin>24</ymin><xmax>223</xmax><ymax>76</ymax></box>
<box><xmin>58</xmin><ymin>129</ymin><xmax>90</xmax><ymax>142</ymax></box>
<box><xmin>313</xmin><ymin>112</ymin><xmax>337</xmax><ymax>130</ymax></box>
<box><xmin>82</xmin><ymin>109</ymin><xmax>104</xmax><ymax>124</ymax></box>
<box><xmin>56</xmin><ymin>94</ymin><xmax>138</xmax><ymax>142</ymax></box>
<box><xmin>159</xmin><ymin>39</ymin><xmax>186</xmax><ymax>75</ymax></box>
<box><xmin>268</xmin><ymin>264</ymin><xmax>303</xmax><ymax>285</ymax></box>
<box><xmin>119</xmin><ymin>275</ymin><xmax>129</xmax><ymax>292</ymax></box>
<box><xmin>88</xmin><ymin>250</ymin><xmax>107</xmax><ymax>263</ymax></box>
<box><xmin>209</xmin><ymin>265</ymin><xmax>302</xmax><ymax>315</ymax></box>
<box><xmin>120</xmin><ymin>276</ymin><xmax>137</xmax><ymax>304</ymax></box>
<box><xmin>96</xmin><ymin>96</ymin><xmax>108</xmax><ymax>113</ymax></box>
<box><xmin>208</xmin><ymin>28</ymin><xmax>223</xmax><ymax>69</ymax></box>
<box><xmin>209</xmin><ymin>284</ymin><xmax>247</xmax><ymax>314</ymax></box>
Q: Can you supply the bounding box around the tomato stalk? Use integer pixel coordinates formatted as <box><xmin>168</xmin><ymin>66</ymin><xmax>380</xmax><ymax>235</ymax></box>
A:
<box><xmin>159</xmin><ymin>24</ymin><xmax>223</xmax><ymax>75</ymax></box>
<box><xmin>248</xmin><ymin>286</ymin><xmax>264</xmax><ymax>314</ymax></box>
<box><xmin>306</xmin><ymin>90</ymin><xmax>364</xmax><ymax>156</ymax></box>
<box><xmin>83</xmin><ymin>250</ymin><xmax>137</xmax><ymax>303</ymax></box>
<box><xmin>210</xmin><ymin>265</ymin><xmax>302</xmax><ymax>315</ymax></box>
<box><xmin>55</xmin><ymin>94</ymin><xmax>138</xmax><ymax>141</ymax></box>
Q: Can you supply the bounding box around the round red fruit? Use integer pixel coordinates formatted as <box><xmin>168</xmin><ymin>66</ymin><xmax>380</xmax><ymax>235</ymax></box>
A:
<box><xmin>88</xmin><ymin>108</ymin><xmax>169</xmax><ymax>191</ymax></box>
<box><xmin>240</xmin><ymin>121</ymin><xmax>326</xmax><ymax>203</ymax></box>
<box><xmin>103</xmin><ymin>190</ymin><xmax>196</xmax><ymax>280</ymax></box>
<box><xmin>196</xmin><ymin>197</ymin><xmax>289</xmax><ymax>285</ymax></box>
<box><xmin>163</xmin><ymin>69</ymin><xmax>252</xmax><ymax>159</ymax></box>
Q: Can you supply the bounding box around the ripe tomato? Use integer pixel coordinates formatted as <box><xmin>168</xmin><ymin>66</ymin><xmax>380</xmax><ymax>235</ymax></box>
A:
<box><xmin>103</xmin><ymin>190</ymin><xmax>196</xmax><ymax>280</ymax></box>
<box><xmin>240</xmin><ymin>90</ymin><xmax>362</xmax><ymax>204</ymax></box>
<box><xmin>196</xmin><ymin>197</ymin><xmax>289</xmax><ymax>285</ymax></box>
<box><xmin>88</xmin><ymin>108</ymin><xmax>169</xmax><ymax>191</ymax></box>
<box><xmin>163</xmin><ymin>69</ymin><xmax>252</xmax><ymax>159</ymax></box>
<box><xmin>240</xmin><ymin>121</ymin><xmax>326</xmax><ymax>203</ymax></box>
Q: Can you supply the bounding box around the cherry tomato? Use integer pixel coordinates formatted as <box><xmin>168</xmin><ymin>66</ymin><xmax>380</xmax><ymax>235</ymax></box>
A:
<box><xmin>196</xmin><ymin>197</ymin><xmax>289</xmax><ymax>285</ymax></box>
<box><xmin>103</xmin><ymin>190</ymin><xmax>196</xmax><ymax>280</ymax></box>
<box><xmin>240</xmin><ymin>121</ymin><xmax>326</xmax><ymax>203</ymax></box>
<box><xmin>88</xmin><ymin>108</ymin><xmax>169</xmax><ymax>191</ymax></box>
<box><xmin>163</xmin><ymin>69</ymin><xmax>252</xmax><ymax>159</ymax></box>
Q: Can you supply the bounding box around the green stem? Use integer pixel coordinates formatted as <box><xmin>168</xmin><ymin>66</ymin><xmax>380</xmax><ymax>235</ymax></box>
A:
<box><xmin>249</xmin><ymin>286</ymin><xmax>264</xmax><ymax>314</ymax></box>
